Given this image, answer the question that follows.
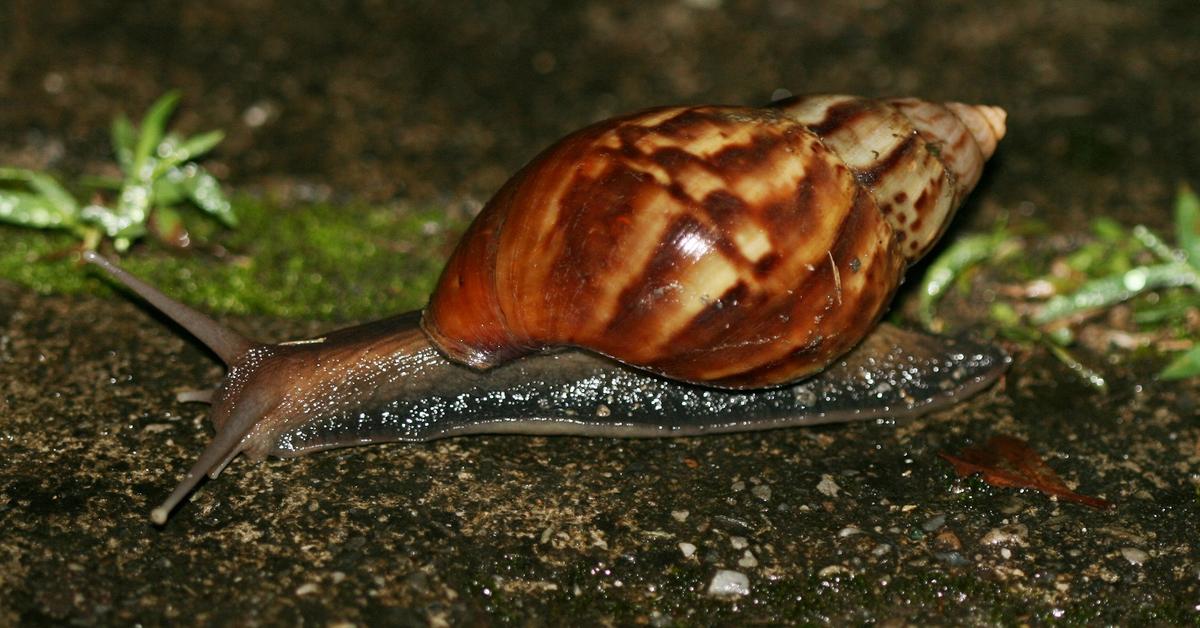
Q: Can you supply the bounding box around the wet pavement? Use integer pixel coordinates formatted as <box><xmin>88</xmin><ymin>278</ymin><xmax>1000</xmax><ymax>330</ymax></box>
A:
<box><xmin>2</xmin><ymin>1</ymin><xmax>1200</xmax><ymax>624</ymax></box>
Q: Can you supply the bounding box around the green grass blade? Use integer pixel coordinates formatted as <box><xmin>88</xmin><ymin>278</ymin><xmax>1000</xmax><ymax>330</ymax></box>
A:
<box><xmin>917</xmin><ymin>233</ymin><xmax>1017</xmax><ymax>329</ymax></box>
<box><xmin>78</xmin><ymin>174</ymin><xmax>123</xmax><ymax>190</ymax></box>
<box><xmin>150</xmin><ymin>175</ymin><xmax>187</xmax><ymax>206</ymax></box>
<box><xmin>0</xmin><ymin>190</ymin><xmax>79</xmax><ymax>229</ymax></box>
<box><xmin>133</xmin><ymin>90</ymin><xmax>181</xmax><ymax>175</ymax></box>
<box><xmin>1044</xmin><ymin>341</ymin><xmax>1108</xmax><ymax>391</ymax></box>
<box><xmin>22</xmin><ymin>171</ymin><xmax>79</xmax><ymax>217</ymax></box>
<box><xmin>1175</xmin><ymin>183</ymin><xmax>1200</xmax><ymax>269</ymax></box>
<box><xmin>111</xmin><ymin>114</ymin><xmax>136</xmax><ymax>173</ymax></box>
<box><xmin>1160</xmin><ymin>344</ymin><xmax>1200</xmax><ymax>380</ymax></box>
<box><xmin>1131</xmin><ymin>225</ymin><xmax>1183</xmax><ymax>265</ymax></box>
<box><xmin>0</xmin><ymin>168</ymin><xmax>79</xmax><ymax>217</ymax></box>
<box><xmin>153</xmin><ymin>129</ymin><xmax>224</xmax><ymax>175</ymax></box>
<box><xmin>178</xmin><ymin>130</ymin><xmax>224</xmax><ymax>161</ymax></box>
<box><xmin>179</xmin><ymin>166</ymin><xmax>236</xmax><ymax>226</ymax></box>
<box><xmin>1033</xmin><ymin>262</ymin><xmax>1200</xmax><ymax>324</ymax></box>
<box><xmin>80</xmin><ymin>183</ymin><xmax>151</xmax><ymax>240</ymax></box>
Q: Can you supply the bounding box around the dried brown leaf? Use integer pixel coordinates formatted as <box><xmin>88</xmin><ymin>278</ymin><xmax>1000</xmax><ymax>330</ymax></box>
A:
<box><xmin>939</xmin><ymin>435</ymin><xmax>1113</xmax><ymax>510</ymax></box>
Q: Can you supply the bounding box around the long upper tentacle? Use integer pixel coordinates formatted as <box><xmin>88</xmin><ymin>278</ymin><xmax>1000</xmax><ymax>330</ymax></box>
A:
<box><xmin>83</xmin><ymin>251</ymin><xmax>255</xmax><ymax>365</ymax></box>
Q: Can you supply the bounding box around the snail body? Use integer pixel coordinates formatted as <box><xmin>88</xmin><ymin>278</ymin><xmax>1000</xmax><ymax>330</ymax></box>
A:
<box><xmin>84</xmin><ymin>93</ymin><xmax>1008</xmax><ymax>523</ymax></box>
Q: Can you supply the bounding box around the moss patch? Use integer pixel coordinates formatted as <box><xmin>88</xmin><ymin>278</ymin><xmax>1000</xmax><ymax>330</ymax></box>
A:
<box><xmin>0</xmin><ymin>196</ymin><xmax>466</xmax><ymax>320</ymax></box>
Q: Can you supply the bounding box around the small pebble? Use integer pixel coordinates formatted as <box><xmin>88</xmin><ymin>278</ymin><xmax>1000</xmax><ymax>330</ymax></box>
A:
<box><xmin>679</xmin><ymin>542</ymin><xmax>697</xmax><ymax>558</ymax></box>
<box><xmin>751</xmin><ymin>485</ymin><xmax>772</xmax><ymax>501</ymax></box>
<box><xmin>935</xmin><ymin>551</ymin><xmax>971</xmax><ymax>567</ymax></box>
<box><xmin>837</xmin><ymin>526</ymin><xmax>863</xmax><ymax>538</ymax></box>
<box><xmin>933</xmin><ymin>530</ymin><xmax>962</xmax><ymax>551</ymax></box>
<box><xmin>295</xmin><ymin>583</ymin><xmax>320</xmax><ymax>596</ymax></box>
<box><xmin>818</xmin><ymin>565</ymin><xmax>849</xmax><ymax>577</ymax></box>
<box><xmin>707</xmin><ymin>570</ymin><xmax>750</xmax><ymax>597</ymax></box>
<box><xmin>671</xmin><ymin>510</ymin><xmax>690</xmax><ymax>522</ymax></box>
<box><xmin>817</xmin><ymin>474</ymin><xmax>840</xmax><ymax>497</ymax></box>
<box><xmin>1121</xmin><ymin>547</ymin><xmax>1150</xmax><ymax>566</ymax></box>
<box><xmin>738</xmin><ymin>551</ymin><xmax>758</xmax><ymax>568</ymax></box>
<box><xmin>731</xmin><ymin>480</ymin><xmax>746</xmax><ymax>492</ymax></box>
<box><xmin>730</xmin><ymin>536</ymin><xmax>748</xmax><ymax>550</ymax></box>
<box><xmin>922</xmin><ymin>514</ymin><xmax>946</xmax><ymax>532</ymax></box>
<box><xmin>980</xmin><ymin>524</ymin><xmax>1029</xmax><ymax>547</ymax></box>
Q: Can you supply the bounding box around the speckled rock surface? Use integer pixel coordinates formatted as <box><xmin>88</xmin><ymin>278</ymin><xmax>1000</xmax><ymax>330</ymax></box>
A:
<box><xmin>3</xmin><ymin>1</ymin><xmax>1200</xmax><ymax>624</ymax></box>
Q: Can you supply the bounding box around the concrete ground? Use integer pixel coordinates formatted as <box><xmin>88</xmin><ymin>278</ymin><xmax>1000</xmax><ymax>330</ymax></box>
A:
<box><xmin>1</xmin><ymin>1</ymin><xmax>1199</xmax><ymax>624</ymax></box>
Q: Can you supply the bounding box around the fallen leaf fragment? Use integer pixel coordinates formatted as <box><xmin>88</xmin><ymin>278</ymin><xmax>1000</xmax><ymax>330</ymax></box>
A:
<box><xmin>939</xmin><ymin>435</ymin><xmax>1113</xmax><ymax>510</ymax></box>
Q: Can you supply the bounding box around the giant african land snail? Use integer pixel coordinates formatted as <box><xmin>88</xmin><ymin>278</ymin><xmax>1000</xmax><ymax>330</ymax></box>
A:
<box><xmin>85</xmin><ymin>94</ymin><xmax>1008</xmax><ymax>523</ymax></box>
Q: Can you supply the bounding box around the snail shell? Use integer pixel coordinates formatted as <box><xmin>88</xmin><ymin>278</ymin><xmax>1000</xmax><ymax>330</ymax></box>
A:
<box><xmin>83</xmin><ymin>93</ymin><xmax>1007</xmax><ymax>523</ymax></box>
<box><xmin>426</xmin><ymin>95</ymin><xmax>1005</xmax><ymax>387</ymax></box>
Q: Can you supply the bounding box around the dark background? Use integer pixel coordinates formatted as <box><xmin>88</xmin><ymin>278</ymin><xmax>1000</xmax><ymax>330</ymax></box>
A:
<box><xmin>2</xmin><ymin>1</ymin><xmax>1199</xmax><ymax>624</ymax></box>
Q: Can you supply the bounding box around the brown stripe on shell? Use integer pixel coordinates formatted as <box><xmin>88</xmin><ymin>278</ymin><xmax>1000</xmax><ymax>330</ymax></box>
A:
<box><xmin>779</xmin><ymin>97</ymin><xmax>958</xmax><ymax>264</ymax></box>
<box><xmin>801</xmin><ymin>98</ymin><xmax>873</xmax><ymax>138</ymax></box>
<box><xmin>647</xmin><ymin>182</ymin><xmax>900</xmax><ymax>386</ymax></box>
<box><xmin>552</xmin><ymin>107</ymin><xmax>808</xmax><ymax>343</ymax></box>
<box><xmin>886</xmin><ymin>98</ymin><xmax>993</xmax><ymax>204</ymax></box>
<box><xmin>709</xmin><ymin>188</ymin><xmax>904</xmax><ymax>386</ymax></box>
<box><xmin>856</xmin><ymin>134</ymin><xmax>917</xmax><ymax>189</ymax></box>
<box><xmin>598</xmin><ymin>213</ymin><xmax>724</xmax><ymax>362</ymax></box>
<box><xmin>564</xmin><ymin>107</ymin><xmax>862</xmax><ymax>378</ymax></box>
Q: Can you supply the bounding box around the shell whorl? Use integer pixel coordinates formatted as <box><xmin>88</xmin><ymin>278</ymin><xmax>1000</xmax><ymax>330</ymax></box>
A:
<box><xmin>423</xmin><ymin>96</ymin><xmax>1005</xmax><ymax>388</ymax></box>
<box><xmin>774</xmin><ymin>95</ymin><xmax>1006</xmax><ymax>261</ymax></box>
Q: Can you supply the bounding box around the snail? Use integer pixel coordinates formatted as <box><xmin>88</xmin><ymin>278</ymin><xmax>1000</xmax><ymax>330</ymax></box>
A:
<box><xmin>84</xmin><ymin>93</ymin><xmax>1008</xmax><ymax>524</ymax></box>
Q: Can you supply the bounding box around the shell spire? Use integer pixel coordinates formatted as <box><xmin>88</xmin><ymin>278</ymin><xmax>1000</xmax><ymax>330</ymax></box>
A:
<box><xmin>424</xmin><ymin>95</ymin><xmax>1005</xmax><ymax>389</ymax></box>
<box><xmin>773</xmin><ymin>95</ymin><xmax>1006</xmax><ymax>262</ymax></box>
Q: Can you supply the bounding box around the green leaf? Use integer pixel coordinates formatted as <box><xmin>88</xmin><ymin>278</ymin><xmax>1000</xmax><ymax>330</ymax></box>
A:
<box><xmin>1091</xmin><ymin>216</ymin><xmax>1126</xmax><ymax>242</ymax></box>
<box><xmin>151</xmin><ymin>175</ymin><xmax>188</xmax><ymax>206</ymax></box>
<box><xmin>1175</xmin><ymin>183</ymin><xmax>1200</xmax><ymax>269</ymax></box>
<box><xmin>80</xmin><ymin>182</ymin><xmax>151</xmax><ymax>240</ymax></box>
<box><xmin>78</xmin><ymin>174</ymin><xmax>123</xmax><ymax>191</ymax></box>
<box><xmin>917</xmin><ymin>232</ymin><xmax>1019</xmax><ymax>329</ymax></box>
<box><xmin>1033</xmin><ymin>262</ymin><xmax>1200</xmax><ymax>324</ymax></box>
<box><xmin>172</xmin><ymin>165</ymin><xmax>236</xmax><ymax>226</ymax></box>
<box><xmin>178</xmin><ymin>130</ymin><xmax>224</xmax><ymax>161</ymax></box>
<box><xmin>149</xmin><ymin>204</ymin><xmax>185</xmax><ymax>243</ymax></box>
<box><xmin>111</xmin><ymin>114</ymin><xmax>137</xmax><ymax>173</ymax></box>
<box><xmin>1161</xmin><ymin>344</ymin><xmax>1200</xmax><ymax>380</ymax></box>
<box><xmin>0</xmin><ymin>168</ymin><xmax>79</xmax><ymax>216</ymax></box>
<box><xmin>133</xmin><ymin>90</ymin><xmax>181</xmax><ymax>176</ymax></box>
<box><xmin>0</xmin><ymin>190</ymin><xmax>79</xmax><ymax>229</ymax></box>
<box><xmin>1132</xmin><ymin>224</ymin><xmax>1182</xmax><ymax>265</ymax></box>
<box><xmin>153</xmin><ymin>129</ymin><xmax>224</xmax><ymax>175</ymax></box>
<box><xmin>1045</xmin><ymin>342</ymin><xmax>1108</xmax><ymax>391</ymax></box>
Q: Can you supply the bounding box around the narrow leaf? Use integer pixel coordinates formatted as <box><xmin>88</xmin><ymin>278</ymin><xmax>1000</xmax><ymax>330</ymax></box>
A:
<box><xmin>180</xmin><ymin>166</ymin><xmax>236</xmax><ymax>227</ymax></box>
<box><xmin>178</xmin><ymin>130</ymin><xmax>224</xmax><ymax>161</ymax></box>
<box><xmin>133</xmin><ymin>90</ymin><xmax>181</xmax><ymax>174</ymax></box>
<box><xmin>0</xmin><ymin>168</ymin><xmax>79</xmax><ymax>216</ymax></box>
<box><xmin>153</xmin><ymin>129</ymin><xmax>224</xmax><ymax>174</ymax></box>
<box><xmin>151</xmin><ymin>175</ymin><xmax>187</xmax><ymax>206</ymax></box>
<box><xmin>111</xmin><ymin>114</ymin><xmax>137</xmax><ymax>172</ymax></box>
<box><xmin>21</xmin><ymin>170</ymin><xmax>79</xmax><ymax>216</ymax></box>
<box><xmin>1175</xmin><ymin>183</ymin><xmax>1200</xmax><ymax>269</ymax></box>
<box><xmin>1033</xmin><ymin>263</ymin><xmax>1200</xmax><ymax>324</ymax></box>
<box><xmin>1160</xmin><ymin>344</ymin><xmax>1200</xmax><ymax>380</ymax></box>
<box><xmin>81</xmin><ymin>183</ymin><xmax>151</xmax><ymax>240</ymax></box>
<box><xmin>0</xmin><ymin>190</ymin><xmax>78</xmax><ymax>228</ymax></box>
<box><xmin>918</xmin><ymin>233</ymin><xmax>1019</xmax><ymax>329</ymax></box>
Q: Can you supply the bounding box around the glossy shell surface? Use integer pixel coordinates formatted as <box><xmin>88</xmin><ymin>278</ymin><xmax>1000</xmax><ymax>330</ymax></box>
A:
<box><xmin>424</xmin><ymin>96</ymin><xmax>1005</xmax><ymax>388</ymax></box>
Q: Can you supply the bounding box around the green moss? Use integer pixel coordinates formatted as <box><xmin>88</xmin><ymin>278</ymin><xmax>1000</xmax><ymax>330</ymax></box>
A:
<box><xmin>0</xmin><ymin>196</ymin><xmax>467</xmax><ymax>320</ymax></box>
